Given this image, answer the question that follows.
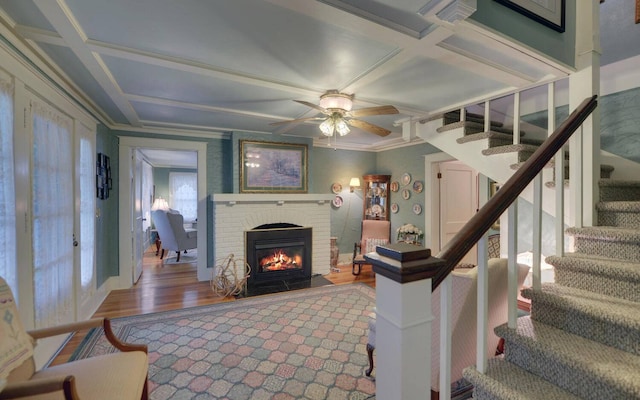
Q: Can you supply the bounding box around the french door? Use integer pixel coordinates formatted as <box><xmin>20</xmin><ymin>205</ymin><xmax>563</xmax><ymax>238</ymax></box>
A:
<box><xmin>27</xmin><ymin>94</ymin><xmax>96</xmax><ymax>328</ymax></box>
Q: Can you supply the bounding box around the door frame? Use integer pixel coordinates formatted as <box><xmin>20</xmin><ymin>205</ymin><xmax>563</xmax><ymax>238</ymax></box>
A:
<box><xmin>118</xmin><ymin>137</ymin><xmax>208</xmax><ymax>287</ymax></box>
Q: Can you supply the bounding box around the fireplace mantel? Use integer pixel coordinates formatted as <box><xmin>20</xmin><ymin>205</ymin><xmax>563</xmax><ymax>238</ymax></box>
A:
<box><xmin>212</xmin><ymin>193</ymin><xmax>334</xmax><ymax>277</ymax></box>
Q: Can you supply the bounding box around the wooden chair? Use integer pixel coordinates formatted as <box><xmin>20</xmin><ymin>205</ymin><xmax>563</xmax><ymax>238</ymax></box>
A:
<box><xmin>351</xmin><ymin>220</ymin><xmax>390</xmax><ymax>275</ymax></box>
<box><xmin>0</xmin><ymin>277</ymin><xmax>149</xmax><ymax>399</ymax></box>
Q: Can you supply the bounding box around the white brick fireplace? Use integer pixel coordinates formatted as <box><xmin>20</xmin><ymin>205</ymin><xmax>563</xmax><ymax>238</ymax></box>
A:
<box><xmin>211</xmin><ymin>194</ymin><xmax>334</xmax><ymax>277</ymax></box>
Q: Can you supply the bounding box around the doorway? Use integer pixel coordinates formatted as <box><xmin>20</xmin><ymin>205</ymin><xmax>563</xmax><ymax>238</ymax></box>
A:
<box><xmin>119</xmin><ymin>137</ymin><xmax>208</xmax><ymax>287</ymax></box>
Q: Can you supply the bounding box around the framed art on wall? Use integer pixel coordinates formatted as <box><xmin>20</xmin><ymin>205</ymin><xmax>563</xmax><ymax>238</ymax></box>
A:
<box><xmin>96</xmin><ymin>152</ymin><xmax>111</xmax><ymax>200</ymax></box>
<box><xmin>494</xmin><ymin>0</ymin><xmax>565</xmax><ymax>32</ymax></box>
<box><xmin>240</xmin><ymin>140</ymin><xmax>308</xmax><ymax>193</ymax></box>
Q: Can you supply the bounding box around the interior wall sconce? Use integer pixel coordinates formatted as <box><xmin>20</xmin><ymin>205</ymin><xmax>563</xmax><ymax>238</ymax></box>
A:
<box><xmin>349</xmin><ymin>177</ymin><xmax>361</xmax><ymax>192</ymax></box>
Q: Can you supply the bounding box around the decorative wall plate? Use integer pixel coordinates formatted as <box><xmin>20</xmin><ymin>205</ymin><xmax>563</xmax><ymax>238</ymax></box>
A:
<box><xmin>331</xmin><ymin>182</ymin><xmax>342</xmax><ymax>194</ymax></box>
<box><xmin>402</xmin><ymin>188</ymin><xmax>411</xmax><ymax>200</ymax></box>
<box><xmin>413</xmin><ymin>204</ymin><xmax>422</xmax><ymax>215</ymax></box>
<box><xmin>413</xmin><ymin>180</ymin><xmax>423</xmax><ymax>193</ymax></box>
<box><xmin>391</xmin><ymin>203</ymin><xmax>399</xmax><ymax>213</ymax></box>
<box><xmin>390</xmin><ymin>181</ymin><xmax>399</xmax><ymax>192</ymax></box>
<box><xmin>401</xmin><ymin>173</ymin><xmax>412</xmax><ymax>186</ymax></box>
<box><xmin>332</xmin><ymin>195</ymin><xmax>343</xmax><ymax>208</ymax></box>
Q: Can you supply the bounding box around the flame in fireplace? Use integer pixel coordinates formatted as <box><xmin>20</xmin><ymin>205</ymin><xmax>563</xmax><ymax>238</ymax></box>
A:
<box><xmin>260</xmin><ymin>249</ymin><xmax>303</xmax><ymax>272</ymax></box>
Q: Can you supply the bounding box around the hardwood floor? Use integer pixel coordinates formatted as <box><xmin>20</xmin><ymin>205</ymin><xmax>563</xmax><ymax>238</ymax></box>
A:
<box><xmin>51</xmin><ymin>247</ymin><xmax>375</xmax><ymax>365</ymax></box>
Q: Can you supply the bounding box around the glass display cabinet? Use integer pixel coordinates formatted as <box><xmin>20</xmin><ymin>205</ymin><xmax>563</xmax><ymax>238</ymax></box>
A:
<box><xmin>362</xmin><ymin>174</ymin><xmax>390</xmax><ymax>220</ymax></box>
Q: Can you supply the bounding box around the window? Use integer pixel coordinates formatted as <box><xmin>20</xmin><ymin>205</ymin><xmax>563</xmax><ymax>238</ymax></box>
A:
<box><xmin>169</xmin><ymin>172</ymin><xmax>197</xmax><ymax>222</ymax></box>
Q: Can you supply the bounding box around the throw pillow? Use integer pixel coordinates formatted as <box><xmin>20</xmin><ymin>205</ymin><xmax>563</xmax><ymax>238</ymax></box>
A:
<box><xmin>365</xmin><ymin>238</ymin><xmax>389</xmax><ymax>254</ymax></box>
<box><xmin>0</xmin><ymin>278</ymin><xmax>34</xmax><ymax>385</ymax></box>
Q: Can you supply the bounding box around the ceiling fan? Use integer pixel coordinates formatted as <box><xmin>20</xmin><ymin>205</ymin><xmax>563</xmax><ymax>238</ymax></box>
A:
<box><xmin>271</xmin><ymin>90</ymin><xmax>399</xmax><ymax>137</ymax></box>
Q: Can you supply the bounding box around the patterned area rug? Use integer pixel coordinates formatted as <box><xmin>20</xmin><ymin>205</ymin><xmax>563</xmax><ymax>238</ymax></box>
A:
<box><xmin>71</xmin><ymin>284</ymin><xmax>376</xmax><ymax>399</ymax></box>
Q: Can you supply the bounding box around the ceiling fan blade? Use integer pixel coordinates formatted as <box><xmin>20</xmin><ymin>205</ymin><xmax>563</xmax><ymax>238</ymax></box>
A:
<box><xmin>347</xmin><ymin>119</ymin><xmax>391</xmax><ymax>137</ymax></box>
<box><xmin>294</xmin><ymin>100</ymin><xmax>329</xmax><ymax>114</ymax></box>
<box><xmin>270</xmin><ymin>117</ymin><xmax>325</xmax><ymax>126</ymax></box>
<box><xmin>347</xmin><ymin>105</ymin><xmax>398</xmax><ymax>117</ymax></box>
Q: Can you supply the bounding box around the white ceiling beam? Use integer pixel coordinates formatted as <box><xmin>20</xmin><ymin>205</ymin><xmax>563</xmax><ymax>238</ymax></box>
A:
<box><xmin>33</xmin><ymin>0</ymin><xmax>142</xmax><ymax>126</ymax></box>
<box><xmin>125</xmin><ymin>94</ymin><xmax>289</xmax><ymax>122</ymax></box>
<box><xmin>88</xmin><ymin>40</ymin><xmax>324</xmax><ymax>99</ymax></box>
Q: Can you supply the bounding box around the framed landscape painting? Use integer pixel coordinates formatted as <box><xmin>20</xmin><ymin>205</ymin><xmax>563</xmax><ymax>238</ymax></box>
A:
<box><xmin>494</xmin><ymin>0</ymin><xmax>565</xmax><ymax>32</ymax></box>
<box><xmin>240</xmin><ymin>140</ymin><xmax>308</xmax><ymax>193</ymax></box>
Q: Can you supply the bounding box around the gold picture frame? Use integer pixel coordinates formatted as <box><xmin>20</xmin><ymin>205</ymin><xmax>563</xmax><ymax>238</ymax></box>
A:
<box><xmin>240</xmin><ymin>140</ymin><xmax>308</xmax><ymax>193</ymax></box>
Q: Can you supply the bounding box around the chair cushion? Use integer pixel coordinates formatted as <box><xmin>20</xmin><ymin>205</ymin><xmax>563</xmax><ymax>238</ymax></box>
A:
<box><xmin>364</xmin><ymin>238</ymin><xmax>389</xmax><ymax>254</ymax></box>
<box><xmin>30</xmin><ymin>351</ymin><xmax>148</xmax><ymax>400</ymax></box>
<box><xmin>0</xmin><ymin>278</ymin><xmax>34</xmax><ymax>387</ymax></box>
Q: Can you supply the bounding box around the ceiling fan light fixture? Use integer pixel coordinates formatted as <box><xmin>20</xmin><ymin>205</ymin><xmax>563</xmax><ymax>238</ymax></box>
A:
<box><xmin>319</xmin><ymin>91</ymin><xmax>353</xmax><ymax>111</ymax></box>
<box><xmin>319</xmin><ymin>118</ymin><xmax>335</xmax><ymax>136</ymax></box>
<box><xmin>335</xmin><ymin>119</ymin><xmax>350</xmax><ymax>136</ymax></box>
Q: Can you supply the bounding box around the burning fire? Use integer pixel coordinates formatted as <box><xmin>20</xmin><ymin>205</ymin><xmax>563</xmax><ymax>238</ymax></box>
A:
<box><xmin>260</xmin><ymin>249</ymin><xmax>303</xmax><ymax>271</ymax></box>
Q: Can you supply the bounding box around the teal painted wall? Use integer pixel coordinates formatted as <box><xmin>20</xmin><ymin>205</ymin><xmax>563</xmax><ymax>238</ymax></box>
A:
<box><xmin>376</xmin><ymin>142</ymin><xmax>442</xmax><ymax>245</ymax></box>
<box><xmin>95</xmin><ymin>124</ymin><xmax>119</xmax><ymax>286</ymax></box>
<box><xmin>471</xmin><ymin>0</ymin><xmax>576</xmax><ymax>68</ymax></box>
<box><xmin>311</xmin><ymin>147</ymin><xmax>377</xmax><ymax>254</ymax></box>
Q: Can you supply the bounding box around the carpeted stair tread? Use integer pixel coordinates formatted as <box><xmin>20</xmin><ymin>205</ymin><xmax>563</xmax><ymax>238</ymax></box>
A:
<box><xmin>443</xmin><ymin>110</ymin><xmax>505</xmax><ymax>127</ymax></box>
<box><xmin>456</xmin><ymin>131</ymin><xmax>514</xmax><ymax>144</ymax></box>
<box><xmin>566</xmin><ymin>225</ymin><xmax>640</xmax><ymax>241</ymax></box>
<box><xmin>457</xmin><ymin>131</ymin><xmax>542</xmax><ymax>146</ymax></box>
<box><xmin>599</xmin><ymin>179</ymin><xmax>640</xmax><ymax>201</ymax></box>
<box><xmin>547</xmin><ymin>253</ymin><xmax>640</xmax><ymax>282</ymax></box>
<box><xmin>597</xmin><ymin>201</ymin><xmax>640</xmax><ymax>228</ymax></box>
<box><xmin>567</xmin><ymin>226</ymin><xmax>640</xmax><ymax>262</ymax></box>
<box><xmin>597</xmin><ymin>200</ymin><xmax>640</xmax><ymax>212</ymax></box>
<box><xmin>437</xmin><ymin>120</ymin><xmax>523</xmax><ymax>136</ymax></box>
<box><xmin>481</xmin><ymin>144</ymin><xmax>538</xmax><ymax>164</ymax></box>
<box><xmin>463</xmin><ymin>358</ymin><xmax>581</xmax><ymax>400</ymax></box>
<box><xmin>496</xmin><ymin>316</ymin><xmax>640</xmax><ymax>399</ymax></box>
<box><xmin>521</xmin><ymin>283</ymin><xmax>640</xmax><ymax>354</ymax></box>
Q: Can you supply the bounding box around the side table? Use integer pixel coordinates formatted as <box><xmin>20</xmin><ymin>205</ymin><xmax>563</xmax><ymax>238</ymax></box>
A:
<box><xmin>150</xmin><ymin>229</ymin><xmax>162</xmax><ymax>256</ymax></box>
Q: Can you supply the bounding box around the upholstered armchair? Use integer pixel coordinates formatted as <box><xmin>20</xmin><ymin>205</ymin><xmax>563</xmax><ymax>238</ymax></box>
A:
<box><xmin>151</xmin><ymin>209</ymin><xmax>197</xmax><ymax>262</ymax></box>
<box><xmin>365</xmin><ymin>258</ymin><xmax>529</xmax><ymax>398</ymax></box>
<box><xmin>351</xmin><ymin>220</ymin><xmax>390</xmax><ymax>275</ymax></box>
<box><xmin>0</xmin><ymin>278</ymin><xmax>148</xmax><ymax>399</ymax></box>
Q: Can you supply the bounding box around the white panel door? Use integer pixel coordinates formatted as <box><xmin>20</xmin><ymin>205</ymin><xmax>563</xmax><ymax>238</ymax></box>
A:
<box><xmin>132</xmin><ymin>150</ymin><xmax>144</xmax><ymax>283</ymax></box>
<box><xmin>439</xmin><ymin>161</ymin><xmax>478</xmax><ymax>265</ymax></box>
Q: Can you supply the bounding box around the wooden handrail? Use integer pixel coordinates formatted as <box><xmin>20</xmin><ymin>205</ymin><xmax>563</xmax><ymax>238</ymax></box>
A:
<box><xmin>433</xmin><ymin>95</ymin><xmax>598</xmax><ymax>290</ymax></box>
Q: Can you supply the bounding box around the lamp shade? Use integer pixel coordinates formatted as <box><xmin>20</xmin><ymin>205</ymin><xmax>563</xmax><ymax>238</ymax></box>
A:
<box><xmin>349</xmin><ymin>177</ymin><xmax>361</xmax><ymax>187</ymax></box>
<box><xmin>151</xmin><ymin>197</ymin><xmax>169</xmax><ymax>211</ymax></box>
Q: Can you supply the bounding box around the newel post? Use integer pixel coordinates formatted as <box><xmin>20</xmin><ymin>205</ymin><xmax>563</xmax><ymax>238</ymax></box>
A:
<box><xmin>366</xmin><ymin>248</ymin><xmax>446</xmax><ymax>399</ymax></box>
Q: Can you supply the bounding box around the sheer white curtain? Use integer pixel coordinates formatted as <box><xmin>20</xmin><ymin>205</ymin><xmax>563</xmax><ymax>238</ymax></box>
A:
<box><xmin>31</xmin><ymin>99</ymin><xmax>74</xmax><ymax>328</ymax></box>
<box><xmin>169</xmin><ymin>172</ymin><xmax>197</xmax><ymax>221</ymax></box>
<box><xmin>0</xmin><ymin>75</ymin><xmax>16</xmax><ymax>292</ymax></box>
<box><xmin>79</xmin><ymin>131</ymin><xmax>95</xmax><ymax>294</ymax></box>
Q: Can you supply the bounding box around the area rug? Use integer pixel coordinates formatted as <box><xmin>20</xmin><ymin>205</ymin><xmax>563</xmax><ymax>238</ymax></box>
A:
<box><xmin>163</xmin><ymin>248</ymin><xmax>197</xmax><ymax>265</ymax></box>
<box><xmin>71</xmin><ymin>283</ymin><xmax>376</xmax><ymax>399</ymax></box>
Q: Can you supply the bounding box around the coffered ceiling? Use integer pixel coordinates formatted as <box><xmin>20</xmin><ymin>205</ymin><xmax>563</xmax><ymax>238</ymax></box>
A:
<box><xmin>0</xmin><ymin>0</ymin><xmax>634</xmax><ymax>150</ymax></box>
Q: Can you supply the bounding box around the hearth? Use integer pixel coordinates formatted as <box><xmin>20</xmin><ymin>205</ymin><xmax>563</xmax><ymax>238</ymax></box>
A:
<box><xmin>245</xmin><ymin>223</ymin><xmax>312</xmax><ymax>294</ymax></box>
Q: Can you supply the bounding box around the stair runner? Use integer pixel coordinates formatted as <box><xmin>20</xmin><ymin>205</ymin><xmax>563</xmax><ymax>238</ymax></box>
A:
<box><xmin>439</xmin><ymin>113</ymin><xmax>640</xmax><ymax>399</ymax></box>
